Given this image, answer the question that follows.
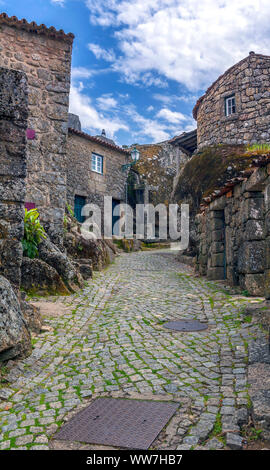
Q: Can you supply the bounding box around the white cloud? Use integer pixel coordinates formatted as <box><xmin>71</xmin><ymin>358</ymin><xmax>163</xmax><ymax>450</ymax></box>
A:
<box><xmin>71</xmin><ymin>67</ymin><xmax>93</xmax><ymax>80</ymax></box>
<box><xmin>51</xmin><ymin>0</ymin><xmax>65</xmax><ymax>6</ymax></box>
<box><xmin>88</xmin><ymin>43</ymin><xmax>116</xmax><ymax>62</ymax></box>
<box><xmin>156</xmin><ymin>108</ymin><xmax>187</xmax><ymax>124</ymax></box>
<box><xmin>69</xmin><ymin>84</ymin><xmax>128</xmax><ymax>137</ymax></box>
<box><xmin>124</xmin><ymin>104</ymin><xmax>195</xmax><ymax>143</ymax></box>
<box><xmin>86</xmin><ymin>0</ymin><xmax>270</xmax><ymax>90</ymax></box>
<box><xmin>97</xmin><ymin>94</ymin><xmax>118</xmax><ymax>110</ymax></box>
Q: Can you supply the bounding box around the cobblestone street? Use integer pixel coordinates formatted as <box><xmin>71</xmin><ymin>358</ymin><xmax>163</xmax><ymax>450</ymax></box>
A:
<box><xmin>0</xmin><ymin>250</ymin><xmax>266</xmax><ymax>450</ymax></box>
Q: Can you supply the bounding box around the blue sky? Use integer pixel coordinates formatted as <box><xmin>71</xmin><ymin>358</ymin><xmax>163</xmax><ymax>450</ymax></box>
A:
<box><xmin>2</xmin><ymin>0</ymin><xmax>270</xmax><ymax>146</ymax></box>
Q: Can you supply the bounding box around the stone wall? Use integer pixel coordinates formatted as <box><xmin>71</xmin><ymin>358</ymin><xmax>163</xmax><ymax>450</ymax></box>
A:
<box><xmin>196</xmin><ymin>164</ymin><xmax>270</xmax><ymax>297</ymax></box>
<box><xmin>0</xmin><ymin>16</ymin><xmax>74</xmax><ymax>246</ymax></box>
<box><xmin>0</xmin><ymin>67</ymin><xmax>28</xmax><ymax>289</ymax></box>
<box><xmin>194</xmin><ymin>52</ymin><xmax>270</xmax><ymax>150</ymax></box>
<box><xmin>133</xmin><ymin>141</ymin><xmax>188</xmax><ymax>207</ymax></box>
<box><xmin>67</xmin><ymin>130</ymin><xmax>129</xmax><ymax>218</ymax></box>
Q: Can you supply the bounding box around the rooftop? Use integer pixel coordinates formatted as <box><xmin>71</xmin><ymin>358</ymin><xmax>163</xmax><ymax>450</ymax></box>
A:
<box><xmin>0</xmin><ymin>12</ymin><xmax>74</xmax><ymax>43</ymax></box>
<box><xmin>68</xmin><ymin>128</ymin><xmax>130</xmax><ymax>155</ymax></box>
<box><xmin>193</xmin><ymin>52</ymin><xmax>270</xmax><ymax>120</ymax></box>
<box><xmin>168</xmin><ymin>129</ymin><xmax>197</xmax><ymax>156</ymax></box>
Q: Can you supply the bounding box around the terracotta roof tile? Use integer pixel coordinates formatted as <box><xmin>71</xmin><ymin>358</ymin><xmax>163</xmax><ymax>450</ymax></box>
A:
<box><xmin>0</xmin><ymin>12</ymin><xmax>74</xmax><ymax>43</ymax></box>
<box><xmin>68</xmin><ymin>128</ymin><xmax>130</xmax><ymax>155</ymax></box>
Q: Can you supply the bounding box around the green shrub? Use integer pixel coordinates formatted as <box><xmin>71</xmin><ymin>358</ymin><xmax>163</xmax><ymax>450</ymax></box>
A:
<box><xmin>22</xmin><ymin>208</ymin><xmax>46</xmax><ymax>259</ymax></box>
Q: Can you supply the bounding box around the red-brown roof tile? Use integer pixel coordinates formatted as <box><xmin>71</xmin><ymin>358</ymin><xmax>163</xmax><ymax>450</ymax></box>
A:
<box><xmin>0</xmin><ymin>12</ymin><xmax>74</xmax><ymax>43</ymax></box>
<box><xmin>68</xmin><ymin>128</ymin><xmax>131</xmax><ymax>155</ymax></box>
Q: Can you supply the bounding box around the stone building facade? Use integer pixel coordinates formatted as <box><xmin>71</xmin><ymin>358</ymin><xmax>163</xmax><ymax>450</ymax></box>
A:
<box><xmin>193</xmin><ymin>52</ymin><xmax>270</xmax><ymax>150</ymax></box>
<box><xmin>195</xmin><ymin>160</ymin><xmax>270</xmax><ymax>297</ymax></box>
<box><xmin>0</xmin><ymin>13</ymin><xmax>74</xmax><ymax>246</ymax></box>
<box><xmin>67</xmin><ymin>127</ymin><xmax>130</xmax><ymax>231</ymax></box>
<box><xmin>0</xmin><ymin>67</ymin><xmax>28</xmax><ymax>289</ymax></box>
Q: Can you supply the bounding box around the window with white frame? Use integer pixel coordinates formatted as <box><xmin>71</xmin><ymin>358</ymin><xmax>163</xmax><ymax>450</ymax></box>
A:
<box><xmin>91</xmin><ymin>153</ymin><xmax>103</xmax><ymax>174</ymax></box>
<box><xmin>225</xmin><ymin>94</ymin><xmax>236</xmax><ymax>116</ymax></box>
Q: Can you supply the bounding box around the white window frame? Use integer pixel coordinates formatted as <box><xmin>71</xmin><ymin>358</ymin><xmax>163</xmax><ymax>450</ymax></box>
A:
<box><xmin>225</xmin><ymin>95</ymin><xmax>236</xmax><ymax>116</ymax></box>
<box><xmin>91</xmin><ymin>153</ymin><xmax>103</xmax><ymax>174</ymax></box>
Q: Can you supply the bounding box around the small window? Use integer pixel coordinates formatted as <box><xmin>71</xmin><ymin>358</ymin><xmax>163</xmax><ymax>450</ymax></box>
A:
<box><xmin>92</xmin><ymin>153</ymin><xmax>103</xmax><ymax>174</ymax></box>
<box><xmin>225</xmin><ymin>95</ymin><xmax>236</xmax><ymax>116</ymax></box>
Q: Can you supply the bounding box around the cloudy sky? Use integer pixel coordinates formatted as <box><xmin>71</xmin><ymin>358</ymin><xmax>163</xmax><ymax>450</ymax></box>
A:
<box><xmin>4</xmin><ymin>0</ymin><xmax>270</xmax><ymax>145</ymax></box>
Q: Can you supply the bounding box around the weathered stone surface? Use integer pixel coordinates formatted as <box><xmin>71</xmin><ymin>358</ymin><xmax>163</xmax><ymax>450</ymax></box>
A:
<box><xmin>21</xmin><ymin>257</ymin><xmax>70</xmax><ymax>295</ymax></box>
<box><xmin>0</xmin><ymin>18</ymin><xmax>73</xmax><ymax>247</ymax></box>
<box><xmin>0</xmin><ymin>67</ymin><xmax>28</xmax><ymax>288</ymax></box>
<box><xmin>245</xmin><ymin>219</ymin><xmax>265</xmax><ymax>240</ymax></box>
<box><xmin>226</xmin><ymin>432</ymin><xmax>243</xmax><ymax>450</ymax></box>
<box><xmin>20</xmin><ymin>300</ymin><xmax>42</xmax><ymax>334</ymax></box>
<box><xmin>64</xmin><ymin>229</ymin><xmax>112</xmax><ymax>271</ymax></box>
<box><xmin>72</xmin><ymin>260</ymin><xmax>93</xmax><ymax>280</ymax></box>
<box><xmin>66</xmin><ymin>131</ymin><xmax>129</xmax><ymax>229</ymax></box>
<box><xmin>38</xmin><ymin>237</ymin><xmax>83</xmax><ymax>291</ymax></box>
<box><xmin>194</xmin><ymin>53</ymin><xmax>270</xmax><ymax>149</ymax></box>
<box><xmin>238</xmin><ymin>241</ymin><xmax>265</xmax><ymax>274</ymax></box>
<box><xmin>248</xmin><ymin>362</ymin><xmax>270</xmax><ymax>440</ymax></box>
<box><xmin>0</xmin><ymin>275</ymin><xmax>31</xmax><ymax>361</ymax></box>
<box><xmin>207</xmin><ymin>267</ymin><xmax>225</xmax><ymax>280</ymax></box>
<box><xmin>242</xmin><ymin>273</ymin><xmax>265</xmax><ymax>296</ymax></box>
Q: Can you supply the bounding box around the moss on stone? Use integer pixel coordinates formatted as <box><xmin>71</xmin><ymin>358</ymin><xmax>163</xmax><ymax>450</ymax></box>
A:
<box><xmin>173</xmin><ymin>144</ymin><xmax>256</xmax><ymax>212</ymax></box>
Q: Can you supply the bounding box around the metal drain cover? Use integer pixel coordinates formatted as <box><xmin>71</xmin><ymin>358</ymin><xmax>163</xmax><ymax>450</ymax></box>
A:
<box><xmin>55</xmin><ymin>398</ymin><xmax>179</xmax><ymax>449</ymax></box>
<box><xmin>163</xmin><ymin>320</ymin><xmax>208</xmax><ymax>332</ymax></box>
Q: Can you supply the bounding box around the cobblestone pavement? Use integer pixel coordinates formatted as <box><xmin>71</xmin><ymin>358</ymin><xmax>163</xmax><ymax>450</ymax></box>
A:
<box><xmin>0</xmin><ymin>250</ymin><xmax>266</xmax><ymax>450</ymax></box>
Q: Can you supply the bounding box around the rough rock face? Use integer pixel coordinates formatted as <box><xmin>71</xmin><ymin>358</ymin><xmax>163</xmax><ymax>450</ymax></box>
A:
<box><xmin>20</xmin><ymin>298</ymin><xmax>43</xmax><ymax>334</ymax></box>
<box><xmin>38</xmin><ymin>237</ymin><xmax>83</xmax><ymax>291</ymax></box>
<box><xmin>0</xmin><ymin>275</ymin><xmax>31</xmax><ymax>361</ymax></box>
<box><xmin>0</xmin><ymin>66</ymin><xmax>28</xmax><ymax>289</ymax></box>
<box><xmin>131</xmin><ymin>141</ymin><xmax>188</xmax><ymax>207</ymax></box>
<box><xmin>64</xmin><ymin>229</ymin><xmax>114</xmax><ymax>271</ymax></box>
<box><xmin>72</xmin><ymin>259</ymin><xmax>93</xmax><ymax>280</ymax></box>
<box><xmin>21</xmin><ymin>257</ymin><xmax>70</xmax><ymax>295</ymax></box>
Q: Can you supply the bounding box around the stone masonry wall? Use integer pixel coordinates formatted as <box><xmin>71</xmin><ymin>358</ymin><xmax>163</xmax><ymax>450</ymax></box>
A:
<box><xmin>195</xmin><ymin>53</ymin><xmax>270</xmax><ymax>150</ymax></box>
<box><xmin>0</xmin><ymin>20</ymin><xmax>73</xmax><ymax>246</ymax></box>
<box><xmin>196</xmin><ymin>164</ymin><xmax>270</xmax><ymax>297</ymax></box>
<box><xmin>0</xmin><ymin>67</ymin><xmax>28</xmax><ymax>288</ymax></box>
<box><xmin>134</xmin><ymin>141</ymin><xmax>188</xmax><ymax>207</ymax></box>
<box><xmin>67</xmin><ymin>132</ymin><xmax>129</xmax><ymax>214</ymax></box>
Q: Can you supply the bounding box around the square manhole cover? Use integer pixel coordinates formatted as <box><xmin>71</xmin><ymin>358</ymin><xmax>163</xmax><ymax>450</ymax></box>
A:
<box><xmin>55</xmin><ymin>398</ymin><xmax>179</xmax><ymax>449</ymax></box>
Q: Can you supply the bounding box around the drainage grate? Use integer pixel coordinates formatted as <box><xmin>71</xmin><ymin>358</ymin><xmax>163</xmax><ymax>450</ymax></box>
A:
<box><xmin>54</xmin><ymin>398</ymin><xmax>179</xmax><ymax>449</ymax></box>
<box><xmin>163</xmin><ymin>320</ymin><xmax>208</xmax><ymax>332</ymax></box>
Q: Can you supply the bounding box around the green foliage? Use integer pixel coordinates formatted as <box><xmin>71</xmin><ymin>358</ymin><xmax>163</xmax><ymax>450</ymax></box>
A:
<box><xmin>241</xmin><ymin>290</ymin><xmax>251</xmax><ymax>297</ymax></box>
<box><xmin>246</xmin><ymin>143</ymin><xmax>270</xmax><ymax>153</ymax></box>
<box><xmin>22</xmin><ymin>208</ymin><xmax>46</xmax><ymax>259</ymax></box>
<box><xmin>66</xmin><ymin>203</ymin><xmax>74</xmax><ymax>218</ymax></box>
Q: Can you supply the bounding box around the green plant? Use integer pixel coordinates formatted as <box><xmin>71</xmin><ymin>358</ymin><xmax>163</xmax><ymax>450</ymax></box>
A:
<box><xmin>22</xmin><ymin>208</ymin><xmax>46</xmax><ymax>259</ymax></box>
<box><xmin>246</xmin><ymin>143</ymin><xmax>270</xmax><ymax>153</ymax></box>
<box><xmin>66</xmin><ymin>203</ymin><xmax>74</xmax><ymax>218</ymax></box>
<box><xmin>241</xmin><ymin>290</ymin><xmax>251</xmax><ymax>297</ymax></box>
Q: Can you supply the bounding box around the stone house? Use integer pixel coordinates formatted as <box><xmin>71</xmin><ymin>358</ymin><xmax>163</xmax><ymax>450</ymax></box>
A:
<box><xmin>175</xmin><ymin>52</ymin><xmax>270</xmax><ymax>296</ymax></box>
<box><xmin>193</xmin><ymin>52</ymin><xmax>270</xmax><ymax>150</ymax></box>
<box><xmin>0</xmin><ymin>13</ymin><xmax>74</xmax><ymax>246</ymax></box>
<box><xmin>195</xmin><ymin>155</ymin><xmax>270</xmax><ymax>297</ymax></box>
<box><xmin>67</xmin><ymin>123</ymin><xmax>131</xmax><ymax>233</ymax></box>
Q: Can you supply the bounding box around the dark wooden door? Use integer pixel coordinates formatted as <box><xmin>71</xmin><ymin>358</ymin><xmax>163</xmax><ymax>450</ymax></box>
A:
<box><xmin>74</xmin><ymin>195</ymin><xmax>86</xmax><ymax>223</ymax></box>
